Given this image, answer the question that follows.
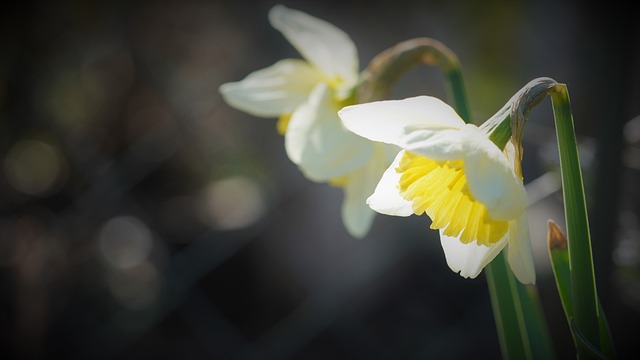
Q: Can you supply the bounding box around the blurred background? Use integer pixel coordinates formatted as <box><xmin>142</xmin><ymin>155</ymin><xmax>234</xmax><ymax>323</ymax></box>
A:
<box><xmin>1</xmin><ymin>0</ymin><xmax>638</xmax><ymax>359</ymax></box>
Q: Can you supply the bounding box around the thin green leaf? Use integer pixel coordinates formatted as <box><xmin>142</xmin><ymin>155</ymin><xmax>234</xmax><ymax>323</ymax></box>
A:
<box><xmin>550</xmin><ymin>84</ymin><xmax>615</xmax><ymax>358</ymax></box>
<box><xmin>570</xmin><ymin>319</ymin><xmax>610</xmax><ymax>360</ymax></box>
<box><xmin>597</xmin><ymin>298</ymin><xmax>617</xmax><ymax>359</ymax></box>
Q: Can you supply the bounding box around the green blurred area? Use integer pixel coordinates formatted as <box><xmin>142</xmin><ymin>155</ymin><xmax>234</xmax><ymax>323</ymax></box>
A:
<box><xmin>1</xmin><ymin>1</ymin><xmax>638</xmax><ymax>359</ymax></box>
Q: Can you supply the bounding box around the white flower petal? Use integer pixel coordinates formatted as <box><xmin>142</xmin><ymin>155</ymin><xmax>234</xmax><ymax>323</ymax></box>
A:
<box><xmin>440</xmin><ymin>230</ymin><xmax>508</xmax><ymax>279</ymax></box>
<box><xmin>401</xmin><ymin>128</ymin><xmax>466</xmax><ymax>161</ymax></box>
<box><xmin>269</xmin><ymin>5</ymin><xmax>358</xmax><ymax>88</ymax></box>
<box><xmin>340</xmin><ymin>147</ymin><xmax>391</xmax><ymax>238</ymax></box>
<box><xmin>366</xmin><ymin>150</ymin><xmax>414</xmax><ymax>217</ymax></box>
<box><xmin>461</xmin><ymin>125</ymin><xmax>528</xmax><ymax>221</ymax></box>
<box><xmin>342</xmin><ymin>174</ymin><xmax>377</xmax><ymax>238</ymax></box>
<box><xmin>285</xmin><ymin>84</ymin><xmax>372</xmax><ymax>181</ymax></box>
<box><xmin>507</xmin><ymin>215</ymin><xmax>536</xmax><ymax>284</ymax></box>
<box><xmin>339</xmin><ymin>96</ymin><xmax>465</xmax><ymax>147</ymax></box>
<box><xmin>219</xmin><ymin>59</ymin><xmax>323</xmax><ymax>117</ymax></box>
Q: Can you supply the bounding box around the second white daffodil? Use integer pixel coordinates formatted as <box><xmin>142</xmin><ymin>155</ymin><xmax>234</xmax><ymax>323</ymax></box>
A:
<box><xmin>338</xmin><ymin>96</ymin><xmax>536</xmax><ymax>284</ymax></box>
<box><xmin>219</xmin><ymin>5</ymin><xmax>395</xmax><ymax>238</ymax></box>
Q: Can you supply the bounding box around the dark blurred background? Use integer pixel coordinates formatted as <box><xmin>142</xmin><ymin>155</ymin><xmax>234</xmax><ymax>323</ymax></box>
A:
<box><xmin>1</xmin><ymin>0</ymin><xmax>638</xmax><ymax>359</ymax></box>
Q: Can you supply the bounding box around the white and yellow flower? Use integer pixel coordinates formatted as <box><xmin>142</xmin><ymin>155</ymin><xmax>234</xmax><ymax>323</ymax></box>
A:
<box><xmin>338</xmin><ymin>96</ymin><xmax>536</xmax><ymax>283</ymax></box>
<box><xmin>219</xmin><ymin>5</ymin><xmax>395</xmax><ymax>238</ymax></box>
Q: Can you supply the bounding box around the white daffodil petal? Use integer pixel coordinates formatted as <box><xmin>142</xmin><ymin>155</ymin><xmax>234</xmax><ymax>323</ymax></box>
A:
<box><xmin>462</xmin><ymin>126</ymin><xmax>528</xmax><ymax>221</ymax></box>
<box><xmin>339</xmin><ymin>96</ymin><xmax>465</xmax><ymax>147</ymax></box>
<box><xmin>285</xmin><ymin>84</ymin><xmax>372</xmax><ymax>181</ymax></box>
<box><xmin>401</xmin><ymin>128</ymin><xmax>466</xmax><ymax>161</ymax></box>
<box><xmin>440</xmin><ymin>230</ymin><xmax>508</xmax><ymax>279</ymax></box>
<box><xmin>507</xmin><ymin>215</ymin><xmax>536</xmax><ymax>284</ymax></box>
<box><xmin>341</xmin><ymin>148</ymin><xmax>390</xmax><ymax>238</ymax></box>
<box><xmin>367</xmin><ymin>150</ymin><xmax>414</xmax><ymax>217</ymax></box>
<box><xmin>269</xmin><ymin>5</ymin><xmax>358</xmax><ymax>88</ymax></box>
<box><xmin>342</xmin><ymin>171</ymin><xmax>377</xmax><ymax>239</ymax></box>
<box><xmin>219</xmin><ymin>59</ymin><xmax>323</xmax><ymax>117</ymax></box>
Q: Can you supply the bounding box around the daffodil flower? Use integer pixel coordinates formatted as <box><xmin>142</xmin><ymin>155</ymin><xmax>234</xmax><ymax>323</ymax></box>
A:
<box><xmin>219</xmin><ymin>5</ymin><xmax>394</xmax><ymax>237</ymax></box>
<box><xmin>338</xmin><ymin>96</ymin><xmax>536</xmax><ymax>283</ymax></box>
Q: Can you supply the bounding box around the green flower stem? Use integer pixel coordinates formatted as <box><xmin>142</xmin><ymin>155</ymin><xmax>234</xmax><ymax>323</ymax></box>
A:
<box><xmin>356</xmin><ymin>37</ymin><xmax>468</xmax><ymax>108</ymax></box>
<box><xmin>549</xmin><ymin>84</ymin><xmax>606</xmax><ymax>359</ymax></box>
<box><xmin>484</xmin><ymin>254</ymin><xmax>556</xmax><ymax>360</ymax></box>
<box><xmin>443</xmin><ymin>65</ymin><xmax>471</xmax><ymax>123</ymax></box>
<box><xmin>485</xmin><ymin>253</ymin><xmax>532</xmax><ymax>359</ymax></box>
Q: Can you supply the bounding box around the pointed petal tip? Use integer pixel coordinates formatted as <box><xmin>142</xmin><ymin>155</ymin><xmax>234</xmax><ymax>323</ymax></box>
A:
<box><xmin>267</xmin><ymin>3</ymin><xmax>358</xmax><ymax>86</ymax></box>
<box><xmin>268</xmin><ymin>4</ymin><xmax>288</xmax><ymax>19</ymax></box>
<box><xmin>268</xmin><ymin>5</ymin><xmax>293</xmax><ymax>29</ymax></box>
<box><xmin>515</xmin><ymin>272</ymin><xmax>536</xmax><ymax>285</ymax></box>
<box><xmin>218</xmin><ymin>81</ymin><xmax>237</xmax><ymax>98</ymax></box>
<box><xmin>345</xmin><ymin>223</ymin><xmax>368</xmax><ymax>239</ymax></box>
<box><xmin>440</xmin><ymin>231</ymin><xmax>508</xmax><ymax>281</ymax></box>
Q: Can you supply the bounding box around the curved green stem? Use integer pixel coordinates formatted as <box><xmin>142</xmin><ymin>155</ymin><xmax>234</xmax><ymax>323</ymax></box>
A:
<box><xmin>443</xmin><ymin>65</ymin><xmax>471</xmax><ymax>122</ymax></box>
<box><xmin>356</xmin><ymin>37</ymin><xmax>468</xmax><ymax>120</ymax></box>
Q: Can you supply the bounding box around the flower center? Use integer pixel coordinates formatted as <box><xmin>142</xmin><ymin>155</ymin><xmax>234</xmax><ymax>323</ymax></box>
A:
<box><xmin>276</xmin><ymin>113</ymin><xmax>291</xmax><ymax>135</ymax></box>
<box><xmin>329</xmin><ymin>175</ymin><xmax>349</xmax><ymax>187</ymax></box>
<box><xmin>325</xmin><ymin>75</ymin><xmax>346</xmax><ymax>91</ymax></box>
<box><xmin>397</xmin><ymin>151</ymin><xmax>508</xmax><ymax>246</ymax></box>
